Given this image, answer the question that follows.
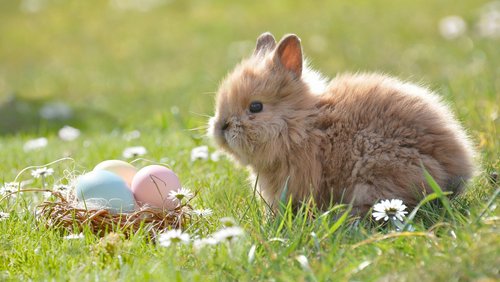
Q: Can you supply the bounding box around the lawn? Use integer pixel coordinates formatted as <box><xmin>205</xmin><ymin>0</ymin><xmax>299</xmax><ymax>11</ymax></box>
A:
<box><xmin>0</xmin><ymin>0</ymin><xmax>499</xmax><ymax>281</ymax></box>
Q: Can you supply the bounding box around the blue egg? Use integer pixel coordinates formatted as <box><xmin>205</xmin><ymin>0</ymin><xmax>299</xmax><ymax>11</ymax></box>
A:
<box><xmin>76</xmin><ymin>170</ymin><xmax>136</xmax><ymax>213</ymax></box>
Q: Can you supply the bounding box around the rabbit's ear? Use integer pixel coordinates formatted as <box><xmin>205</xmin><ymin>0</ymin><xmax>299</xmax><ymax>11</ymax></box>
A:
<box><xmin>275</xmin><ymin>34</ymin><xmax>302</xmax><ymax>78</ymax></box>
<box><xmin>254</xmin><ymin>32</ymin><xmax>276</xmax><ymax>56</ymax></box>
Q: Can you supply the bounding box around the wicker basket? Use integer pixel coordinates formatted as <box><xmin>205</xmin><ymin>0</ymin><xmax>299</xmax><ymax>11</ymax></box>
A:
<box><xmin>17</xmin><ymin>189</ymin><xmax>192</xmax><ymax>237</ymax></box>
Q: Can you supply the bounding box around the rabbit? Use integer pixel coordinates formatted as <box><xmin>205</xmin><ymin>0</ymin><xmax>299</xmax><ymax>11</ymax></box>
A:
<box><xmin>209</xmin><ymin>32</ymin><xmax>476</xmax><ymax>214</ymax></box>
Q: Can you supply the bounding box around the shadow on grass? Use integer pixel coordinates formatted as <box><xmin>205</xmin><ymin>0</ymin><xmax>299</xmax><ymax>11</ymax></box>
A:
<box><xmin>0</xmin><ymin>94</ymin><xmax>118</xmax><ymax>135</ymax></box>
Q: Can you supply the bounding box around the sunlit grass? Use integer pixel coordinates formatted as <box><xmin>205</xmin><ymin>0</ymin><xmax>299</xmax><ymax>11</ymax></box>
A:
<box><xmin>1</xmin><ymin>0</ymin><xmax>499</xmax><ymax>281</ymax></box>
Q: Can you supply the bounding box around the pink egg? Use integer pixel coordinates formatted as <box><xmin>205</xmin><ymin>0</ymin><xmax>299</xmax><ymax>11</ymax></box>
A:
<box><xmin>131</xmin><ymin>165</ymin><xmax>181</xmax><ymax>209</ymax></box>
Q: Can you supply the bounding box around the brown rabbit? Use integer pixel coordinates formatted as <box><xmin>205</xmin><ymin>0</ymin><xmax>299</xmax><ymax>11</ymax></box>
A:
<box><xmin>209</xmin><ymin>32</ymin><xmax>476</xmax><ymax>214</ymax></box>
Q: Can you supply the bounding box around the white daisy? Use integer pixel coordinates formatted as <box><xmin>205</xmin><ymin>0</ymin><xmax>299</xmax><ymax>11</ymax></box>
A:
<box><xmin>0</xmin><ymin>212</ymin><xmax>10</xmax><ymax>221</ymax></box>
<box><xmin>193</xmin><ymin>237</ymin><xmax>218</xmax><ymax>250</ymax></box>
<box><xmin>58</xmin><ymin>125</ymin><xmax>80</xmax><ymax>141</ymax></box>
<box><xmin>372</xmin><ymin>199</ymin><xmax>408</xmax><ymax>222</ymax></box>
<box><xmin>122</xmin><ymin>146</ymin><xmax>147</xmax><ymax>159</ymax></box>
<box><xmin>478</xmin><ymin>2</ymin><xmax>500</xmax><ymax>38</ymax></box>
<box><xmin>210</xmin><ymin>150</ymin><xmax>223</xmax><ymax>162</ymax></box>
<box><xmin>191</xmin><ymin>208</ymin><xmax>213</xmax><ymax>217</ymax></box>
<box><xmin>64</xmin><ymin>233</ymin><xmax>84</xmax><ymax>240</ymax></box>
<box><xmin>23</xmin><ymin>137</ymin><xmax>48</xmax><ymax>152</ymax></box>
<box><xmin>31</xmin><ymin>167</ymin><xmax>54</xmax><ymax>179</ymax></box>
<box><xmin>439</xmin><ymin>15</ymin><xmax>467</xmax><ymax>40</ymax></box>
<box><xmin>167</xmin><ymin>187</ymin><xmax>194</xmax><ymax>202</ymax></box>
<box><xmin>1</xmin><ymin>182</ymin><xmax>19</xmax><ymax>195</ymax></box>
<box><xmin>190</xmin><ymin>145</ymin><xmax>209</xmax><ymax>161</ymax></box>
<box><xmin>219</xmin><ymin>217</ymin><xmax>236</xmax><ymax>227</ymax></box>
<box><xmin>158</xmin><ymin>229</ymin><xmax>190</xmax><ymax>247</ymax></box>
<box><xmin>212</xmin><ymin>226</ymin><xmax>245</xmax><ymax>243</ymax></box>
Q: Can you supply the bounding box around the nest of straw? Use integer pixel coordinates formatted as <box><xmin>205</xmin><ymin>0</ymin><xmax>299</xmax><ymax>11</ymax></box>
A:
<box><xmin>23</xmin><ymin>189</ymin><xmax>192</xmax><ymax>237</ymax></box>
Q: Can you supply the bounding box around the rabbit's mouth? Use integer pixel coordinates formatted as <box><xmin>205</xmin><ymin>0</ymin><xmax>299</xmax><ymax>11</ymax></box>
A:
<box><xmin>209</xmin><ymin>116</ymin><xmax>242</xmax><ymax>154</ymax></box>
<box><xmin>215</xmin><ymin>131</ymin><xmax>251</xmax><ymax>165</ymax></box>
<box><xmin>210</xmin><ymin>116</ymin><xmax>258</xmax><ymax>165</ymax></box>
<box><xmin>221</xmin><ymin>123</ymin><xmax>246</xmax><ymax>153</ymax></box>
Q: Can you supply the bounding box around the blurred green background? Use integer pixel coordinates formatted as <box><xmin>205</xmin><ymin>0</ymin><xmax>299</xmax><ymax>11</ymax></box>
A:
<box><xmin>0</xmin><ymin>0</ymin><xmax>498</xmax><ymax>162</ymax></box>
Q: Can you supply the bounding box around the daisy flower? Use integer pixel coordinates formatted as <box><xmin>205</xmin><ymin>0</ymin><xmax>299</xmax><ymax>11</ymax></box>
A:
<box><xmin>190</xmin><ymin>145</ymin><xmax>209</xmax><ymax>161</ymax></box>
<box><xmin>64</xmin><ymin>233</ymin><xmax>84</xmax><ymax>240</ymax></box>
<box><xmin>212</xmin><ymin>226</ymin><xmax>245</xmax><ymax>243</ymax></box>
<box><xmin>158</xmin><ymin>229</ymin><xmax>190</xmax><ymax>247</ymax></box>
<box><xmin>167</xmin><ymin>187</ymin><xmax>194</xmax><ymax>202</ymax></box>
<box><xmin>478</xmin><ymin>2</ymin><xmax>500</xmax><ymax>38</ymax></box>
<box><xmin>193</xmin><ymin>237</ymin><xmax>218</xmax><ymax>250</ymax></box>
<box><xmin>23</xmin><ymin>137</ymin><xmax>48</xmax><ymax>152</ymax></box>
<box><xmin>1</xmin><ymin>182</ymin><xmax>19</xmax><ymax>195</ymax></box>
<box><xmin>210</xmin><ymin>150</ymin><xmax>223</xmax><ymax>162</ymax></box>
<box><xmin>58</xmin><ymin>125</ymin><xmax>80</xmax><ymax>141</ymax></box>
<box><xmin>31</xmin><ymin>167</ymin><xmax>54</xmax><ymax>179</ymax></box>
<box><xmin>191</xmin><ymin>208</ymin><xmax>213</xmax><ymax>217</ymax></box>
<box><xmin>219</xmin><ymin>217</ymin><xmax>236</xmax><ymax>227</ymax></box>
<box><xmin>122</xmin><ymin>146</ymin><xmax>147</xmax><ymax>159</ymax></box>
<box><xmin>439</xmin><ymin>15</ymin><xmax>466</xmax><ymax>40</ymax></box>
<box><xmin>372</xmin><ymin>199</ymin><xmax>408</xmax><ymax>222</ymax></box>
<box><xmin>0</xmin><ymin>212</ymin><xmax>10</xmax><ymax>221</ymax></box>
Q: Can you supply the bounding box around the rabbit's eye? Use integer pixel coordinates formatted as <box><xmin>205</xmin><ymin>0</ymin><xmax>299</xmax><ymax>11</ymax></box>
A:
<box><xmin>249</xmin><ymin>101</ymin><xmax>263</xmax><ymax>113</ymax></box>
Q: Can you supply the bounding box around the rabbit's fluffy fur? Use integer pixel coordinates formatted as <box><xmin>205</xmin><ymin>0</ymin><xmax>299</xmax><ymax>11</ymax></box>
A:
<box><xmin>209</xmin><ymin>33</ymin><xmax>475</xmax><ymax>213</ymax></box>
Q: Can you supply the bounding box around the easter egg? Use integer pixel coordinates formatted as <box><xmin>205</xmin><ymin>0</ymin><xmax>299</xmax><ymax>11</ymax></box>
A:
<box><xmin>131</xmin><ymin>165</ymin><xmax>181</xmax><ymax>209</ymax></box>
<box><xmin>93</xmin><ymin>160</ymin><xmax>137</xmax><ymax>187</ymax></box>
<box><xmin>76</xmin><ymin>170</ymin><xmax>136</xmax><ymax>213</ymax></box>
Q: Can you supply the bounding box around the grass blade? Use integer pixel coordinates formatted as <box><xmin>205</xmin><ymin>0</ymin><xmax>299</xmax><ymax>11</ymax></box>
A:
<box><xmin>422</xmin><ymin>166</ymin><xmax>455</xmax><ymax>222</ymax></box>
<box><xmin>275</xmin><ymin>195</ymin><xmax>293</xmax><ymax>236</ymax></box>
<box><xmin>321</xmin><ymin>205</ymin><xmax>351</xmax><ymax>241</ymax></box>
<box><xmin>476</xmin><ymin>187</ymin><xmax>500</xmax><ymax>223</ymax></box>
<box><xmin>402</xmin><ymin>192</ymin><xmax>441</xmax><ymax>231</ymax></box>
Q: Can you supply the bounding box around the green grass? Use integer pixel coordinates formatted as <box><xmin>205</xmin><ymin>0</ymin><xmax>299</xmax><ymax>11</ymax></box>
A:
<box><xmin>1</xmin><ymin>0</ymin><xmax>499</xmax><ymax>281</ymax></box>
